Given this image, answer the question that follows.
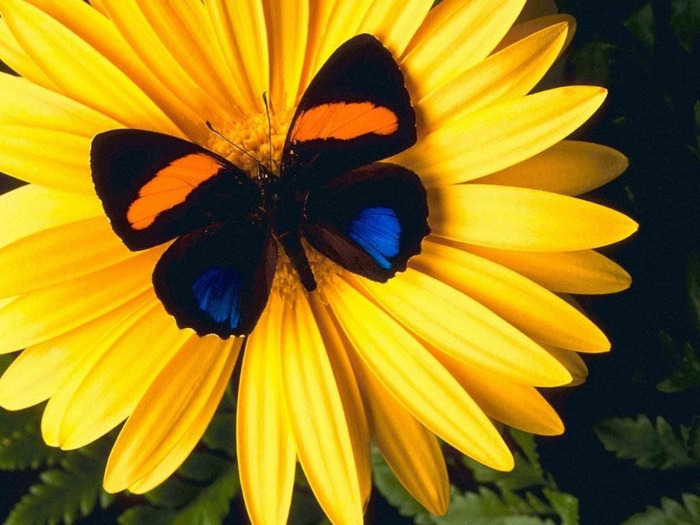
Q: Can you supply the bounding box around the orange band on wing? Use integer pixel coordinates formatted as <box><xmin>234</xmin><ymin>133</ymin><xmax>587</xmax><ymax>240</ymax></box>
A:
<box><xmin>127</xmin><ymin>153</ymin><xmax>225</xmax><ymax>230</ymax></box>
<box><xmin>291</xmin><ymin>102</ymin><xmax>399</xmax><ymax>142</ymax></box>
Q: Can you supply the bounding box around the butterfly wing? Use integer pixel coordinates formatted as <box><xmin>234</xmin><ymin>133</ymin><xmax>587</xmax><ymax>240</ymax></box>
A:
<box><xmin>302</xmin><ymin>163</ymin><xmax>429</xmax><ymax>282</ymax></box>
<box><xmin>91</xmin><ymin>129</ymin><xmax>259</xmax><ymax>250</ymax></box>
<box><xmin>153</xmin><ymin>221</ymin><xmax>277</xmax><ymax>338</ymax></box>
<box><xmin>282</xmin><ymin>34</ymin><xmax>416</xmax><ymax>188</ymax></box>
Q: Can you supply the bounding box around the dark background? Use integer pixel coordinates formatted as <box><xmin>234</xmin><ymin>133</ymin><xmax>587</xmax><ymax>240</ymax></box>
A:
<box><xmin>1</xmin><ymin>0</ymin><xmax>699</xmax><ymax>523</ymax></box>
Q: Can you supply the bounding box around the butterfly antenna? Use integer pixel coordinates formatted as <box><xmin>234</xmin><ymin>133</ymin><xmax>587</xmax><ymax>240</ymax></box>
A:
<box><xmin>262</xmin><ymin>92</ymin><xmax>273</xmax><ymax>170</ymax></box>
<box><xmin>205</xmin><ymin>121</ymin><xmax>263</xmax><ymax>167</ymax></box>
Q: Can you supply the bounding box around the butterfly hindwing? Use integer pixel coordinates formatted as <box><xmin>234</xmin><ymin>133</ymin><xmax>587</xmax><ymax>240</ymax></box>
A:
<box><xmin>152</xmin><ymin>221</ymin><xmax>277</xmax><ymax>338</ymax></box>
<box><xmin>91</xmin><ymin>129</ymin><xmax>259</xmax><ymax>250</ymax></box>
<box><xmin>302</xmin><ymin>162</ymin><xmax>430</xmax><ymax>281</ymax></box>
<box><xmin>282</xmin><ymin>34</ymin><xmax>416</xmax><ymax>188</ymax></box>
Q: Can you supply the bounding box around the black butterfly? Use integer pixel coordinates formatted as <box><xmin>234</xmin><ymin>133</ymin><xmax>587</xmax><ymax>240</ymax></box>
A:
<box><xmin>90</xmin><ymin>34</ymin><xmax>430</xmax><ymax>338</ymax></box>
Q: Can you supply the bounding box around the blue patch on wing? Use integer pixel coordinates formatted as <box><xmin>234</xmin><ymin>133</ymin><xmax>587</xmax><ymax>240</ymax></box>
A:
<box><xmin>192</xmin><ymin>267</ymin><xmax>243</xmax><ymax>330</ymax></box>
<box><xmin>348</xmin><ymin>207</ymin><xmax>401</xmax><ymax>269</ymax></box>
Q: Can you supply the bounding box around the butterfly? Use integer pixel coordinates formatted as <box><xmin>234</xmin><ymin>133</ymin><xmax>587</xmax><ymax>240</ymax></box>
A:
<box><xmin>90</xmin><ymin>34</ymin><xmax>430</xmax><ymax>338</ymax></box>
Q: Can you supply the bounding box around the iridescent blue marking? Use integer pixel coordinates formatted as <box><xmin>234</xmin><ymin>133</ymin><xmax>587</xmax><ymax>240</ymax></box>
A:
<box><xmin>348</xmin><ymin>207</ymin><xmax>401</xmax><ymax>269</ymax></box>
<box><xmin>192</xmin><ymin>267</ymin><xmax>242</xmax><ymax>329</ymax></box>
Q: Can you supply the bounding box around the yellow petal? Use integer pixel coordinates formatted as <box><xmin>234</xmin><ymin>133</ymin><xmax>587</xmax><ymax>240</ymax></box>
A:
<box><xmin>104</xmin><ymin>336</ymin><xmax>240</xmax><ymax>493</ymax></box>
<box><xmin>0</xmin><ymin>217</ymin><xmax>132</xmax><ymax>298</ymax></box>
<box><xmin>516</xmin><ymin>0</ymin><xmax>558</xmax><ymax>21</ymax></box>
<box><xmin>96</xmin><ymin>0</ymin><xmax>229</xmax><ymax>139</ymax></box>
<box><xmin>0</xmin><ymin>291</ymin><xmax>153</xmax><ymax>410</ymax></box>
<box><xmin>236</xmin><ymin>293</ymin><xmax>296</xmax><ymax>525</ymax></box>
<box><xmin>0</xmin><ymin>125</ymin><xmax>93</xmax><ymax>193</ymax></box>
<box><xmin>206</xmin><ymin>0</ymin><xmax>269</xmax><ymax>114</ymax></box>
<box><xmin>496</xmin><ymin>14</ymin><xmax>576</xmax><ymax>56</ymax></box>
<box><xmin>401</xmin><ymin>0</ymin><xmax>526</xmax><ymax>99</ymax></box>
<box><xmin>359</xmin><ymin>0</ymin><xmax>432</xmax><ymax>58</ymax></box>
<box><xmin>41</xmin><ymin>293</ymin><xmax>158</xmax><ymax>446</ymax></box>
<box><xmin>308</xmin><ymin>294</ymin><xmax>371</xmax><ymax>505</ymax></box>
<box><xmin>432</xmin><ymin>348</ymin><xmax>563</xmax><ymax>435</ymax></box>
<box><xmin>350</xmin><ymin>270</ymin><xmax>572</xmax><ymax>385</ymax></box>
<box><xmin>545</xmin><ymin>345</ymin><xmax>589</xmax><ymax>386</ymax></box>
<box><xmin>396</xmin><ymin>86</ymin><xmax>608</xmax><ymax>185</ymax></box>
<box><xmin>412</xmin><ymin>241</ymin><xmax>610</xmax><ymax>352</ymax></box>
<box><xmin>476</xmin><ymin>141</ymin><xmax>629</xmax><ymax>195</ymax></box>
<box><xmin>416</xmin><ymin>23</ymin><xmax>568</xmax><ymax>132</ymax></box>
<box><xmin>0</xmin><ymin>186</ymin><xmax>102</xmax><ymax>249</ymax></box>
<box><xmin>132</xmin><ymin>0</ymin><xmax>244</xmax><ymax>117</ymax></box>
<box><xmin>58</xmin><ymin>302</ymin><xmax>191</xmax><ymax>449</ymax></box>
<box><xmin>281</xmin><ymin>290</ymin><xmax>363</xmax><ymax>525</ymax></box>
<box><xmin>0</xmin><ymin>73</ymin><xmax>119</xmax><ymax>137</ymax></box>
<box><xmin>457</xmin><ymin>242</ymin><xmax>632</xmax><ymax>295</ymax></box>
<box><xmin>0</xmin><ymin>0</ymin><xmax>181</xmax><ymax>135</ymax></box>
<box><xmin>265</xmin><ymin>0</ymin><xmax>309</xmax><ymax>110</ymax></box>
<box><xmin>347</xmin><ymin>340</ymin><xmax>449</xmax><ymax>515</ymax></box>
<box><xmin>0</xmin><ymin>19</ymin><xmax>57</xmax><ymax>89</ymax></box>
<box><xmin>428</xmin><ymin>184</ymin><xmax>638</xmax><ymax>251</ymax></box>
<box><xmin>0</xmin><ymin>248</ymin><xmax>162</xmax><ymax>353</ymax></box>
<box><xmin>325</xmin><ymin>278</ymin><xmax>513</xmax><ymax>471</ymax></box>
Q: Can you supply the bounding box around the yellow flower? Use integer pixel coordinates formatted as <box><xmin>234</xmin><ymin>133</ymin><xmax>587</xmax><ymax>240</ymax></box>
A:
<box><xmin>0</xmin><ymin>0</ymin><xmax>637</xmax><ymax>523</ymax></box>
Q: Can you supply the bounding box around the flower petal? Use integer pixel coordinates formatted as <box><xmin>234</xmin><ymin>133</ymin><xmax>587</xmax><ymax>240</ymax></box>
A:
<box><xmin>325</xmin><ymin>278</ymin><xmax>513</xmax><ymax>471</ymax></box>
<box><xmin>545</xmin><ymin>345</ymin><xmax>589</xmax><ymax>386</ymax></box>
<box><xmin>433</xmin><ymin>348</ymin><xmax>563</xmax><ymax>435</ymax></box>
<box><xmin>131</xmin><ymin>0</ymin><xmax>244</xmax><ymax>117</ymax></box>
<box><xmin>411</xmin><ymin>241</ymin><xmax>610</xmax><ymax>352</ymax></box>
<box><xmin>476</xmin><ymin>141</ymin><xmax>629</xmax><ymax>195</ymax></box>
<box><xmin>104</xmin><ymin>335</ymin><xmax>240</xmax><ymax>493</ymax></box>
<box><xmin>0</xmin><ymin>125</ymin><xmax>93</xmax><ymax>193</ymax></box>
<box><xmin>346</xmin><ymin>340</ymin><xmax>449</xmax><ymax>515</ymax></box>
<box><xmin>58</xmin><ymin>302</ymin><xmax>191</xmax><ymax>449</ymax></box>
<box><xmin>0</xmin><ymin>73</ymin><xmax>119</xmax><ymax>137</ymax></box>
<box><xmin>0</xmin><ymin>186</ymin><xmax>102</xmax><ymax>249</ymax></box>
<box><xmin>416</xmin><ymin>22</ymin><xmax>568</xmax><ymax>132</ymax></box>
<box><xmin>359</xmin><ymin>0</ymin><xmax>432</xmax><ymax>58</ymax></box>
<box><xmin>0</xmin><ymin>291</ymin><xmax>153</xmax><ymax>410</ymax></box>
<box><xmin>236</xmin><ymin>293</ymin><xmax>296</xmax><ymax>525</ymax></box>
<box><xmin>459</xmin><ymin>242</ymin><xmax>632</xmax><ymax>294</ymax></box>
<box><xmin>0</xmin><ymin>0</ymin><xmax>181</xmax><ymax>135</ymax></box>
<box><xmin>396</xmin><ymin>86</ymin><xmax>607</xmax><ymax>185</ymax></box>
<box><xmin>206</xmin><ymin>0</ymin><xmax>269</xmax><ymax>114</ymax></box>
<box><xmin>0</xmin><ymin>217</ymin><xmax>132</xmax><ymax>297</ymax></box>
<box><xmin>281</xmin><ymin>290</ymin><xmax>363</xmax><ymax>525</ymax></box>
<box><xmin>96</xmin><ymin>0</ymin><xmax>231</xmax><ymax>138</ymax></box>
<box><xmin>0</xmin><ymin>19</ymin><xmax>57</xmax><ymax>89</ymax></box>
<box><xmin>349</xmin><ymin>270</ymin><xmax>572</xmax><ymax>385</ymax></box>
<box><xmin>496</xmin><ymin>14</ymin><xmax>576</xmax><ymax>55</ymax></box>
<box><xmin>308</xmin><ymin>294</ymin><xmax>371</xmax><ymax>505</ymax></box>
<box><xmin>0</xmin><ymin>248</ymin><xmax>162</xmax><ymax>353</ymax></box>
<box><xmin>265</xmin><ymin>0</ymin><xmax>309</xmax><ymax>110</ymax></box>
<box><xmin>41</xmin><ymin>293</ymin><xmax>158</xmax><ymax>446</ymax></box>
<box><xmin>428</xmin><ymin>184</ymin><xmax>638</xmax><ymax>251</ymax></box>
<box><xmin>401</xmin><ymin>0</ymin><xmax>525</xmax><ymax>99</ymax></box>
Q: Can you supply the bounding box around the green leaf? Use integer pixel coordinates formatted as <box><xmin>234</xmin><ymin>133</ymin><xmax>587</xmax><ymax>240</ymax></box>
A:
<box><xmin>0</xmin><ymin>421</ymin><xmax>65</xmax><ymax>471</ymax></box>
<box><xmin>5</xmin><ymin>440</ymin><xmax>113</xmax><ymax>525</ymax></box>
<box><xmin>623</xmin><ymin>493</ymin><xmax>700</xmax><ymax>524</ymax></box>
<box><xmin>201</xmin><ymin>413</ymin><xmax>235</xmax><ymax>455</ymax></box>
<box><xmin>543</xmin><ymin>489</ymin><xmax>579</xmax><ymax>525</ymax></box>
<box><xmin>671</xmin><ymin>0</ymin><xmax>700</xmax><ymax>51</ymax></box>
<box><xmin>121</xmin><ymin>453</ymin><xmax>238</xmax><ymax>525</ymax></box>
<box><xmin>595</xmin><ymin>415</ymin><xmax>700</xmax><ymax>469</ymax></box>
<box><xmin>625</xmin><ymin>2</ymin><xmax>655</xmax><ymax>49</ymax></box>
<box><xmin>570</xmin><ymin>40</ymin><xmax>616</xmax><ymax>85</ymax></box>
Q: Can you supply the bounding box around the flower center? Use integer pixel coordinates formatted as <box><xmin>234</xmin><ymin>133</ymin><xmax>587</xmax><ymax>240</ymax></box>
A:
<box><xmin>203</xmin><ymin>111</ymin><xmax>340</xmax><ymax>301</ymax></box>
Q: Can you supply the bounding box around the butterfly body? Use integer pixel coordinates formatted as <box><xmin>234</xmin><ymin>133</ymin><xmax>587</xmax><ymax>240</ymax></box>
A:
<box><xmin>91</xmin><ymin>34</ymin><xmax>429</xmax><ymax>338</ymax></box>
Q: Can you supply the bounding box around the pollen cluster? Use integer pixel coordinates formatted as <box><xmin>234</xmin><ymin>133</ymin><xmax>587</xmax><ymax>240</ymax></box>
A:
<box><xmin>204</xmin><ymin>110</ymin><xmax>339</xmax><ymax>300</ymax></box>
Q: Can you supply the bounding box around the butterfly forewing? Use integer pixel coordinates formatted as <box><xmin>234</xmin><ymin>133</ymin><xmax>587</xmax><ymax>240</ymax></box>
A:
<box><xmin>302</xmin><ymin>163</ymin><xmax>429</xmax><ymax>282</ymax></box>
<box><xmin>91</xmin><ymin>129</ymin><xmax>259</xmax><ymax>250</ymax></box>
<box><xmin>152</xmin><ymin>222</ymin><xmax>277</xmax><ymax>338</ymax></box>
<box><xmin>282</xmin><ymin>34</ymin><xmax>416</xmax><ymax>188</ymax></box>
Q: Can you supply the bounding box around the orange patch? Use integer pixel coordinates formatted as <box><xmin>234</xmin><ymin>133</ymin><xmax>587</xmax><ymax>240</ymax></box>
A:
<box><xmin>127</xmin><ymin>153</ymin><xmax>225</xmax><ymax>230</ymax></box>
<box><xmin>291</xmin><ymin>102</ymin><xmax>398</xmax><ymax>142</ymax></box>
